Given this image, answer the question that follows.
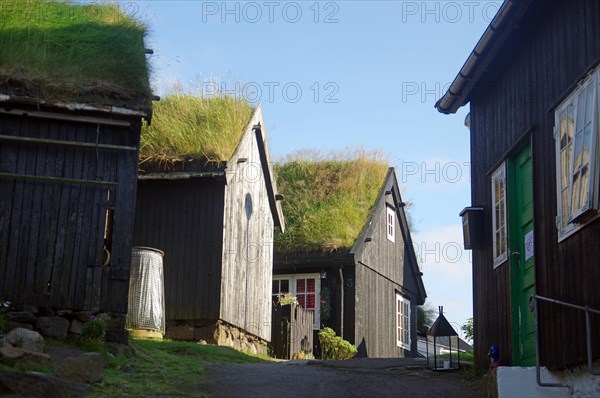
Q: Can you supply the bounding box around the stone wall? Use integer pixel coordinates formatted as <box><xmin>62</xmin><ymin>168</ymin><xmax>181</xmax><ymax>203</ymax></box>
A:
<box><xmin>1</xmin><ymin>305</ymin><xmax>127</xmax><ymax>344</ymax></box>
<box><xmin>166</xmin><ymin>320</ymin><xmax>268</xmax><ymax>355</ymax></box>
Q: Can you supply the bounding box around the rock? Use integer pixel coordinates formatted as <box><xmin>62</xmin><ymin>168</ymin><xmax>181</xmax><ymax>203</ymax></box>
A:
<box><xmin>6</xmin><ymin>311</ymin><xmax>36</xmax><ymax>324</ymax></box>
<box><xmin>21</xmin><ymin>305</ymin><xmax>39</xmax><ymax>315</ymax></box>
<box><xmin>57</xmin><ymin>352</ymin><xmax>105</xmax><ymax>383</ymax></box>
<box><xmin>6</xmin><ymin>321</ymin><xmax>34</xmax><ymax>333</ymax></box>
<box><xmin>0</xmin><ymin>369</ymin><xmax>90</xmax><ymax>398</ymax></box>
<box><xmin>56</xmin><ymin>309</ymin><xmax>72</xmax><ymax>317</ymax></box>
<box><xmin>70</xmin><ymin>319</ymin><xmax>83</xmax><ymax>334</ymax></box>
<box><xmin>167</xmin><ymin>325</ymin><xmax>194</xmax><ymax>340</ymax></box>
<box><xmin>73</xmin><ymin>311</ymin><xmax>94</xmax><ymax>322</ymax></box>
<box><xmin>197</xmin><ymin>339</ymin><xmax>208</xmax><ymax>345</ymax></box>
<box><xmin>38</xmin><ymin>307</ymin><xmax>55</xmax><ymax>316</ymax></box>
<box><xmin>4</xmin><ymin>328</ymin><xmax>45</xmax><ymax>352</ymax></box>
<box><xmin>107</xmin><ymin>343</ymin><xmax>133</xmax><ymax>358</ymax></box>
<box><xmin>0</xmin><ymin>346</ymin><xmax>50</xmax><ymax>367</ymax></box>
<box><xmin>35</xmin><ymin>316</ymin><xmax>70</xmax><ymax>340</ymax></box>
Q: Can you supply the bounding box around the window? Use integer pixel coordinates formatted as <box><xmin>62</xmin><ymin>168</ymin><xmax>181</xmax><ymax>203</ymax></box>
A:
<box><xmin>555</xmin><ymin>66</ymin><xmax>600</xmax><ymax>238</ymax></box>
<box><xmin>386</xmin><ymin>206</ymin><xmax>395</xmax><ymax>242</ymax></box>
<box><xmin>273</xmin><ymin>274</ymin><xmax>320</xmax><ymax>329</ymax></box>
<box><xmin>396</xmin><ymin>293</ymin><xmax>410</xmax><ymax>350</ymax></box>
<box><xmin>491</xmin><ymin>164</ymin><xmax>508</xmax><ymax>266</ymax></box>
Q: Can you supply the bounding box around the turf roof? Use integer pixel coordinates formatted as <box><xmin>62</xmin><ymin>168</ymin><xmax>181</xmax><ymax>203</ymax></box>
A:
<box><xmin>0</xmin><ymin>0</ymin><xmax>151</xmax><ymax>110</ymax></box>
<box><xmin>274</xmin><ymin>151</ymin><xmax>389</xmax><ymax>253</ymax></box>
<box><xmin>139</xmin><ymin>94</ymin><xmax>255</xmax><ymax>166</ymax></box>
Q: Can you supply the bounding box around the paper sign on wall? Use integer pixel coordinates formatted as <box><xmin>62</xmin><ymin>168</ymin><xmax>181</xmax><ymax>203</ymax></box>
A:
<box><xmin>524</xmin><ymin>230</ymin><xmax>534</xmax><ymax>261</ymax></box>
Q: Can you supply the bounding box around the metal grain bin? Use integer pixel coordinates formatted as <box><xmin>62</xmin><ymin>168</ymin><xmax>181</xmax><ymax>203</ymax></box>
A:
<box><xmin>126</xmin><ymin>247</ymin><xmax>165</xmax><ymax>334</ymax></box>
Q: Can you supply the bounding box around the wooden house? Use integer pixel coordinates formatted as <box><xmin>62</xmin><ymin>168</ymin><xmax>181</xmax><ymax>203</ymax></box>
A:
<box><xmin>0</xmin><ymin>1</ymin><xmax>151</xmax><ymax>342</ymax></box>
<box><xmin>436</xmin><ymin>0</ymin><xmax>600</xmax><ymax>380</ymax></box>
<box><xmin>274</xmin><ymin>158</ymin><xmax>426</xmax><ymax>358</ymax></box>
<box><xmin>133</xmin><ymin>97</ymin><xmax>284</xmax><ymax>353</ymax></box>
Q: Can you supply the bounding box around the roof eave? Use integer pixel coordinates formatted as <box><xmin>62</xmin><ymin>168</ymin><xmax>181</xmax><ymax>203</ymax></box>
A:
<box><xmin>434</xmin><ymin>0</ymin><xmax>535</xmax><ymax>114</ymax></box>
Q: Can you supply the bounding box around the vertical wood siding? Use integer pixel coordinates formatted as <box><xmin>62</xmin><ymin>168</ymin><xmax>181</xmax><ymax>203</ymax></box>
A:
<box><xmin>0</xmin><ymin>111</ymin><xmax>139</xmax><ymax>313</ymax></box>
<box><xmin>469</xmin><ymin>0</ymin><xmax>600</xmax><ymax>369</ymax></box>
<box><xmin>219</xmin><ymin>129</ymin><xmax>274</xmax><ymax>342</ymax></box>
<box><xmin>133</xmin><ymin>178</ymin><xmax>225</xmax><ymax>321</ymax></box>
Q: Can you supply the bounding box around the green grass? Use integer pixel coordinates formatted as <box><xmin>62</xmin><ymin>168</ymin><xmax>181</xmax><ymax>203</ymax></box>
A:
<box><xmin>275</xmin><ymin>149</ymin><xmax>389</xmax><ymax>252</ymax></box>
<box><xmin>0</xmin><ymin>0</ymin><xmax>150</xmax><ymax>108</ymax></box>
<box><xmin>140</xmin><ymin>94</ymin><xmax>254</xmax><ymax>165</ymax></box>
<box><xmin>433</xmin><ymin>350</ymin><xmax>474</xmax><ymax>363</ymax></box>
<box><xmin>92</xmin><ymin>338</ymin><xmax>269</xmax><ymax>398</ymax></box>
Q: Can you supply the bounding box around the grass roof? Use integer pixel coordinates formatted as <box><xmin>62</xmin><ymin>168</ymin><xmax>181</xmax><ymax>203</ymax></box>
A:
<box><xmin>0</xmin><ymin>0</ymin><xmax>151</xmax><ymax>109</ymax></box>
<box><xmin>275</xmin><ymin>150</ymin><xmax>389</xmax><ymax>253</ymax></box>
<box><xmin>139</xmin><ymin>94</ymin><xmax>254</xmax><ymax>166</ymax></box>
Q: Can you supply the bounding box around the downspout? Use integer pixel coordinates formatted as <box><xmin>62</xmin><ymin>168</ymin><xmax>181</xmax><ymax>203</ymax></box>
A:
<box><xmin>339</xmin><ymin>266</ymin><xmax>344</xmax><ymax>339</ymax></box>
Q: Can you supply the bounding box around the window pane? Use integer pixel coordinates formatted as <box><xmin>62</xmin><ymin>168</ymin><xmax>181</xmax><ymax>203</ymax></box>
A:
<box><xmin>579</xmin><ymin>167</ymin><xmax>589</xmax><ymax>209</ymax></box>
<box><xmin>560</xmin><ymin>110</ymin><xmax>567</xmax><ymax>148</ymax></box>
<box><xmin>567</xmin><ymin>105</ymin><xmax>575</xmax><ymax>142</ymax></box>
<box><xmin>571</xmin><ymin>173</ymin><xmax>581</xmax><ymax>214</ymax></box>
<box><xmin>582</xmin><ymin>125</ymin><xmax>592</xmax><ymax>166</ymax></box>
<box><xmin>562</xmin><ymin>188</ymin><xmax>569</xmax><ymax>228</ymax></box>
<box><xmin>307</xmin><ymin>293</ymin><xmax>315</xmax><ymax>309</ymax></box>
<box><xmin>573</xmin><ymin>133</ymin><xmax>583</xmax><ymax>171</ymax></box>
<box><xmin>585</xmin><ymin>84</ymin><xmax>595</xmax><ymax>123</ymax></box>
<box><xmin>281</xmin><ymin>280</ymin><xmax>289</xmax><ymax>293</ymax></box>
<box><xmin>561</xmin><ymin>148</ymin><xmax>570</xmax><ymax>188</ymax></box>
<box><xmin>297</xmin><ymin>295</ymin><xmax>305</xmax><ymax>307</ymax></box>
<box><xmin>577</xmin><ymin>90</ymin><xmax>586</xmax><ymax>127</ymax></box>
<box><xmin>297</xmin><ymin>279</ymin><xmax>305</xmax><ymax>293</ymax></box>
<box><xmin>272</xmin><ymin>280</ymin><xmax>279</xmax><ymax>294</ymax></box>
<box><xmin>307</xmin><ymin>279</ymin><xmax>315</xmax><ymax>293</ymax></box>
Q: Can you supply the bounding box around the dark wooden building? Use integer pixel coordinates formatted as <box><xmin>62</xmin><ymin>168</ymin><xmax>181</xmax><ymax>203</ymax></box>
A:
<box><xmin>0</xmin><ymin>1</ymin><xmax>151</xmax><ymax>342</ymax></box>
<box><xmin>134</xmin><ymin>106</ymin><xmax>284</xmax><ymax>350</ymax></box>
<box><xmin>274</xmin><ymin>168</ymin><xmax>426</xmax><ymax>358</ymax></box>
<box><xmin>436</xmin><ymin>0</ymin><xmax>600</xmax><ymax>372</ymax></box>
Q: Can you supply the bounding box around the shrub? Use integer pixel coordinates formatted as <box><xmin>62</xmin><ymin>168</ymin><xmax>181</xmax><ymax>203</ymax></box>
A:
<box><xmin>318</xmin><ymin>327</ymin><xmax>357</xmax><ymax>360</ymax></box>
<box><xmin>81</xmin><ymin>316</ymin><xmax>107</xmax><ymax>342</ymax></box>
<box><xmin>0</xmin><ymin>313</ymin><xmax>5</xmax><ymax>336</ymax></box>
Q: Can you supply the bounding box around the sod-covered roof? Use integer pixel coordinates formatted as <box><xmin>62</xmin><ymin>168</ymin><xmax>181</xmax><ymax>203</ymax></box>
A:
<box><xmin>275</xmin><ymin>151</ymin><xmax>389</xmax><ymax>253</ymax></box>
<box><xmin>0</xmin><ymin>0</ymin><xmax>151</xmax><ymax>110</ymax></box>
<box><xmin>139</xmin><ymin>94</ymin><xmax>254</xmax><ymax>167</ymax></box>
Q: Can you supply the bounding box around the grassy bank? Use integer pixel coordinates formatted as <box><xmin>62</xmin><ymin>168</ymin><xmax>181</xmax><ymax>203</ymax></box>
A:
<box><xmin>92</xmin><ymin>338</ymin><xmax>269</xmax><ymax>397</ymax></box>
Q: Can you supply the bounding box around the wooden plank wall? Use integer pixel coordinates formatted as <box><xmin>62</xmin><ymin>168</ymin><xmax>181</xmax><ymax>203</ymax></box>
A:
<box><xmin>220</xmin><ymin>127</ymin><xmax>274</xmax><ymax>342</ymax></box>
<box><xmin>133</xmin><ymin>178</ymin><xmax>224</xmax><ymax>321</ymax></box>
<box><xmin>469</xmin><ymin>0</ymin><xmax>600</xmax><ymax>369</ymax></box>
<box><xmin>354</xmin><ymin>178</ymin><xmax>419</xmax><ymax>358</ymax></box>
<box><xmin>0</xmin><ymin>111</ymin><xmax>139</xmax><ymax>313</ymax></box>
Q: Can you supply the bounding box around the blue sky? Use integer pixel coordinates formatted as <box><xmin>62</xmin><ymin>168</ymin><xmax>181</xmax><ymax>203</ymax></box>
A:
<box><xmin>121</xmin><ymin>0</ymin><xmax>502</xmax><ymax>335</ymax></box>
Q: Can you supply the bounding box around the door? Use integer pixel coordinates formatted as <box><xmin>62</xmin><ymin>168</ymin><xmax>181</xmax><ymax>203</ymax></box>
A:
<box><xmin>508</xmin><ymin>143</ymin><xmax>536</xmax><ymax>366</ymax></box>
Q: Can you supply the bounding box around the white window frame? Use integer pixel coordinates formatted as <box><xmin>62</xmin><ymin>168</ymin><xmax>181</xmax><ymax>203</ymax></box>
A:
<box><xmin>386</xmin><ymin>206</ymin><xmax>395</xmax><ymax>242</ymax></box>
<box><xmin>491</xmin><ymin>163</ymin><xmax>508</xmax><ymax>267</ymax></box>
<box><xmin>554</xmin><ymin>65</ymin><xmax>600</xmax><ymax>240</ymax></box>
<box><xmin>273</xmin><ymin>274</ymin><xmax>321</xmax><ymax>330</ymax></box>
<box><xmin>396</xmin><ymin>293</ymin><xmax>411</xmax><ymax>350</ymax></box>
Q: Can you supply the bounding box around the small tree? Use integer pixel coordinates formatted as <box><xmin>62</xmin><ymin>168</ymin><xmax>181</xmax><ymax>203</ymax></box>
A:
<box><xmin>417</xmin><ymin>301</ymin><xmax>436</xmax><ymax>335</ymax></box>
<box><xmin>461</xmin><ymin>317</ymin><xmax>473</xmax><ymax>344</ymax></box>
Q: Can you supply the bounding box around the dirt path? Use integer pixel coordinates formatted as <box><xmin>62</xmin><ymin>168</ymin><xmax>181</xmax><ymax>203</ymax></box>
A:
<box><xmin>206</xmin><ymin>358</ymin><xmax>480</xmax><ymax>398</ymax></box>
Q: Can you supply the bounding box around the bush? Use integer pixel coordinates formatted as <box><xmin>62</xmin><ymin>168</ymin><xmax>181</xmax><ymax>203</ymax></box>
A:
<box><xmin>81</xmin><ymin>316</ymin><xmax>107</xmax><ymax>342</ymax></box>
<box><xmin>0</xmin><ymin>313</ymin><xmax>5</xmax><ymax>336</ymax></box>
<box><xmin>318</xmin><ymin>327</ymin><xmax>357</xmax><ymax>360</ymax></box>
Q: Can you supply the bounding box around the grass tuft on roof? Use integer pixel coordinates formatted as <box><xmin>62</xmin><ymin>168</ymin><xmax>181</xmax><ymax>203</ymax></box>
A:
<box><xmin>0</xmin><ymin>0</ymin><xmax>151</xmax><ymax>109</ymax></box>
<box><xmin>140</xmin><ymin>94</ymin><xmax>254</xmax><ymax>165</ymax></box>
<box><xmin>275</xmin><ymin>149</ymin><xmax>389</xmax><ymax>253</ymax></box>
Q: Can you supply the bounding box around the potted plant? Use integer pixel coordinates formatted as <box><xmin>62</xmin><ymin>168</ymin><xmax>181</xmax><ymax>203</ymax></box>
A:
<box><xmin>81</xmin><ymin>315</ymin><xmax>107</xmax><ymax>350</ymax></box>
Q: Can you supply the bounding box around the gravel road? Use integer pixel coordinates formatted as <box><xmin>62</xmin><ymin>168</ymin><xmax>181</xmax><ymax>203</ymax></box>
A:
<box><xmin>206</xmin><ymin>358</ymin><xmax>481</xmax><ymax>398</ymax></box>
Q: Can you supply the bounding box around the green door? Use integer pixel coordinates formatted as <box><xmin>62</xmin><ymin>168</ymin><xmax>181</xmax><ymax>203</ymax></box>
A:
<box><xmin>508</xmin><ymin>143</ymin><xmax>536</xmax><ymax>366</ymax></box>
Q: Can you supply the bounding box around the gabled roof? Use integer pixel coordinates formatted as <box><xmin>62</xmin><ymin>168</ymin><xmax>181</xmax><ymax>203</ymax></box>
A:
<box><xmin>351</xmin><ymin>168</ymin><xmax>427</xmax><ymax>305</ymax></box>
<box><xmin>139</xmin><ymin>103</ymin><xmax>284</xmax><ymax>232</ymax></box>
<box><xmin>0</xmin><ymin>0</ymin><xmax>151</xmax><ymax>113</ymax></box>
<box><xmin>274</xmin><ymin>153</ymin><xmax>389</xmax><ymax>253</ymax></box>
<box><xmin>428</xmin><ymin>307</ymin><xmax>459</xmax><ymax>337</ymax></box>
<box><xmin>435</xmin><ymin>0</ymin><xmax>535</xmax><ymax>114</ymax></box>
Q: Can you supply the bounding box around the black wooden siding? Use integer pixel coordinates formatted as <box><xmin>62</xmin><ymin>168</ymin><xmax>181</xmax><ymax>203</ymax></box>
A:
<box><xmin>0</xmin><ymin>110</ymin><xmax>140</xmax><ymax>313</ymax></box>
<box><xmin>354</xmin><ymin>194</ymin><xmax>418</xmax><ymax>358</ymax></box>
<box><xmin>469</xmin><ymin>0</ymin><xmax>600</xmax><ymax>369</ymax></box>
<box><xmin>133</xmin><ymin>178</ymin><xmax>225</xmax><ymax>321</ymax></box>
